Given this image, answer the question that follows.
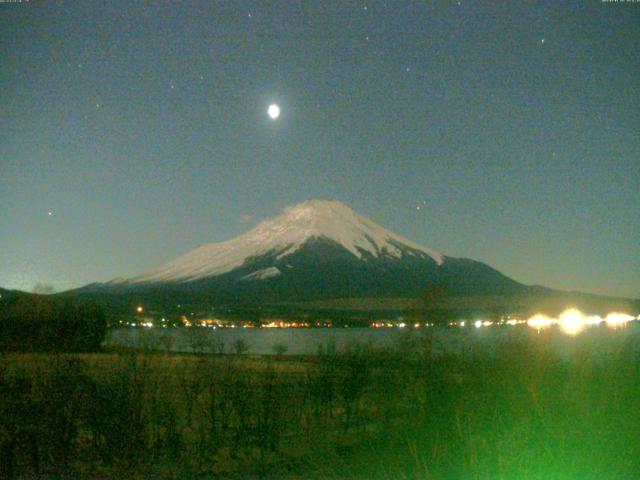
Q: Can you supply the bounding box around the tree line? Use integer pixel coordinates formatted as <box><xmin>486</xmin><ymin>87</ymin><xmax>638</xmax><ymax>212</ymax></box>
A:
<box><xmin>0</xmin><ymin>295</ymin><xmax>106</xmax><ymax>352</ymax></box>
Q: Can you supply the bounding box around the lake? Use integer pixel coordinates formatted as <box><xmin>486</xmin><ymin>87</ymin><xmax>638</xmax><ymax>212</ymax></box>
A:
<box><xmin>105</xmin><ymin>322</ymin><xmax>640</xmax><ymax>356</ymax></box>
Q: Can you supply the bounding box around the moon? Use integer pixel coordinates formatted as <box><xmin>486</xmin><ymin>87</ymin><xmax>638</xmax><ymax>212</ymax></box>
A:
<box><xmin>267</xmin><ymin>103</ymin><xmax>280</xmax><ymax>120</ymax></box>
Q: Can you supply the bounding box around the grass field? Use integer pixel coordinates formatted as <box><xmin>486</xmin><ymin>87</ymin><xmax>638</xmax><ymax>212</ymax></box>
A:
<box><xmin>1</xmin><ymin>325</ymin><xmax>639</xmax><ymax>479</ymax></box>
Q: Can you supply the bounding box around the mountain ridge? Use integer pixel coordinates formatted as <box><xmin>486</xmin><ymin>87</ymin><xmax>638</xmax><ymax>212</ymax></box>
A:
<box><xmin>123</xmin><ymin>199</ymin><xmax>444</xmax><ymax>284</ymax></box>
<box><xmin>65</xmin><ymin>199</ymin><xmax>638</xmax><ymax>316</ymax></box>
<box><xmin>73</xmin><ymin>200</ymin><xmax>524</xmax><ymax>302</ymax></box>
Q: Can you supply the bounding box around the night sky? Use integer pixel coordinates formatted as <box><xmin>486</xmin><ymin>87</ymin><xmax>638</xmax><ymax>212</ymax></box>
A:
<box><xmin>1</xmin><ymin>1</ymin><xmax>638</xmax><ymax>298</ymax></box>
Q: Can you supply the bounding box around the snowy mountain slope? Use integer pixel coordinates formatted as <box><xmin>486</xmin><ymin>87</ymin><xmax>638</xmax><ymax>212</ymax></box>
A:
<box><xmin>129</xmin><ymin>200</ymin><xmax>444</xmax><ymax>284</ymax></box>
<box><xmin>64</xmin><ymin>200</ymin><xmax>639</xmax><ymax>313</ymax></box>
<box><xmin>240</xmin><ymin>266</ymin><xmax>281</xmax><ymax>281</ymax></box>
<box><xmin>68</xmin><ymin>199</ymin><xmax>534</xmax><ymax>306</ymax></box>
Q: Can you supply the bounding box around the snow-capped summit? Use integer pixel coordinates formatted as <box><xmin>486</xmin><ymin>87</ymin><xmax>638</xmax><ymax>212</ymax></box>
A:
<box><xmin>72</xmin><ymin>199</ymin><xmax>530</xmax><ymax>304</ymax></box>
<box><xmin>131</xmin><ymin>199</ymin><xmax>443</xmax><ymax>284</ymax></box>
<box><xmin>67</xmin><ymin>200</ymin><xmax>631</xmax><ymax>312</ymax></box>
<box><xmin>65</xmin><ymin>195</ymin><xmax>635</xmax><ymax>315</ymax></box>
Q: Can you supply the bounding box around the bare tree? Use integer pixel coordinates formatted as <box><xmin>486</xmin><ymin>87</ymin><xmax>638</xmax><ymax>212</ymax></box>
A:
<box><xmin>232</xmin><ymin>338</ymin><xmax>250</xmax><ymax>355</ymax></box>
<box><xmin>185</xmin><ymin>328</ymin><xmax>208</xmax><ymax>355</ymax></box>
<box><xmin>272</xmin><ymin>342</ymin><xmax>288</xmax><ymax>357</ymax></box>
<box><xmin>32</xmin><ymin>283</ymin><xmax>56</xmax><ymax>295</ymax></box>
<box><xmin>159</xmin><ymin>333</ymin><xmax>175</xmax><ymax>354</ymax></box>
<box><xmin>207</xmin><ymin>331</ymin><xmax>226</xmax><ymax>355</ymax></box>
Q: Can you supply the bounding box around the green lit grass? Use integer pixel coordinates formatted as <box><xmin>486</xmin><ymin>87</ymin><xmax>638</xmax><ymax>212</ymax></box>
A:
<box><xmin>0</xmin><ymin>326</ymin><xmax>638</xmax><ymax>478</ymax></box>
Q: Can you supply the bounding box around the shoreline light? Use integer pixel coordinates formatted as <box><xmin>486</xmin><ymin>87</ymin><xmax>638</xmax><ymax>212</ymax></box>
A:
<box><xmin>525</xmin><ymin>308</ymin><xmax>636</xmax><ymax>335</ymax></box>
<box><xmin>605</xmin><ymin>312</ymin><xmax>635</xmax><ymax>328</ymax></box>
<box><xmin>558</xmin><ymin>309</ymin><xmax>586</xmax><ymax>336</ymax></box>
<box><xmin>527</xmin><ymin>314</ymin><xmax>554</xmax><ymax>331</ymax></box>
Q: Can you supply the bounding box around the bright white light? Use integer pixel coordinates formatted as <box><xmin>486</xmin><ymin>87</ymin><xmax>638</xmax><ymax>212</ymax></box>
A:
<box><xmin>525</xmin><ymin>308</ymin><xmax>636</xmax><ymax>335</ymax></box>
<box><xmin>605</xmin><ymin>312</ymin><xmax>635</xmax><ymax>328</ymax></box>
<box><xmin>558</xmin><ymin>308</ymin><xmax>586</xmax><ymax>336</ymax></box>
<box><xmin>474</xmin><ymin>320</ymin><xmax>482</xmax><ymax>328</ymax></box>
<box><xmin>267</xmin><ymin>103</ymin><xmax>280</xmax><ymax>119</ymax></box>
<box><xmin>527</xmin><ymin>314</ymin><xmax>554</xmax><ymax>331</ymax></box>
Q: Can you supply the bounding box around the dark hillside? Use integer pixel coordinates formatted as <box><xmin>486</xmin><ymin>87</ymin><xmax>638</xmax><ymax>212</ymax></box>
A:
<box><xmin>0</xmin><ymin>294</ymin><xmax>106</xmax><ymax>352</ymax></box>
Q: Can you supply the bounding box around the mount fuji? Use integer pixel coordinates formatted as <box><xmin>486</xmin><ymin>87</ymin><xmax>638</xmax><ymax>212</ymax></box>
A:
<box><xmin>73</xmin><ymin>200</ymin><xmax>535</xmax><ymax>309</ymax></box>
<box><xmin>130</xmin><ymin>199</ymin><xmax>445</xmax><ymax>284</ymax></box>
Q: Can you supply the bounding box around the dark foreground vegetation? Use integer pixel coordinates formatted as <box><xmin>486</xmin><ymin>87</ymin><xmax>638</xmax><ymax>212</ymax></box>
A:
<box><xmin>0</xmin><ymin>327</ymin><xmax>639</xmax><ymax>479</ymax></box>
<box><xmin>0</xmin><ymin>295</ymin><xmax>106</xmax><ymax>353</ymax></box>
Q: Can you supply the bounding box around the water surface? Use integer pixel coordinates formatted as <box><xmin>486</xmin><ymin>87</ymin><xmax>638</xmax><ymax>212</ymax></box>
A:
<box><xmin>105</xmin><ymin>323</ymin><xmax>640</xmax><ymax>357</ymax></box>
